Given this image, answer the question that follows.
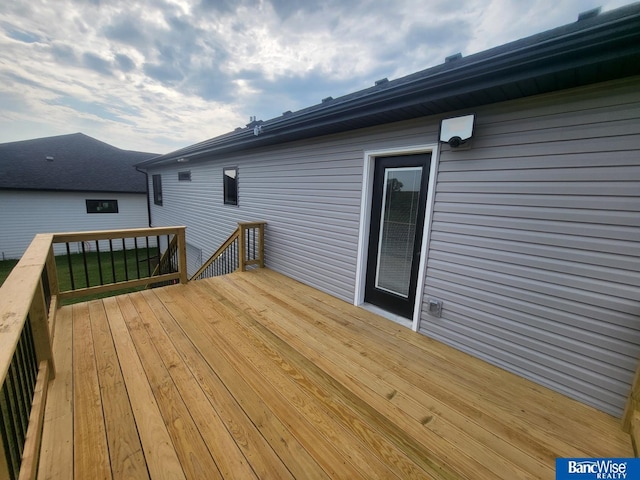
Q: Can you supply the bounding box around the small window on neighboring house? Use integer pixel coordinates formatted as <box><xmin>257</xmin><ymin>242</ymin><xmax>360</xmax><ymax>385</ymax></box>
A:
<box><xmin>223</xmin><ymin>167</ymin><xmax>238</xmax><ymax>205</ymax></box>
<box><xmin>86</xmin><ymin>199</ymin><xmax>118</xmax><ymax>213</ymax></box>
<box><xmin>178</xmin><ymin>171</ymin><xmax>191</xmax><ymax>181</ymax></box>
<box><xmin>153</xmin><ymin>174</ymin><xmax>163</xmax><ymax>205</ymax></box>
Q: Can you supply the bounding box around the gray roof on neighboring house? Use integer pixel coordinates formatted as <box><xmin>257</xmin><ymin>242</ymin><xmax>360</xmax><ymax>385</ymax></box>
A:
<box><xmin>139</xmin><ymin>2</ymin><xmax>640</xmax><ymax>168</ymax></box>
<box><xmin>0</xmin><ymin>133</ymin><xmax>157</xmax><ymax>193</ymax></box>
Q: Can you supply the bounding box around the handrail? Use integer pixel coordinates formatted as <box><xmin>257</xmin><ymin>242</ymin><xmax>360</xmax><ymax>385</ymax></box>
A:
<box><xmin>0</xmin><ymin>234</ymin><xmax>56</xmax><ymax>480</ymax></box>
<box><xmin>0</xmin><ymin>226</ymin><xmax>188</xmax><ymax>479</ymax></box>
<box><xmin>191</xmin><ymin>227</ymin><xmax>240</xmax><ymax>281</ymax></box>
<box><xmin>191</xmin><ymin>222</ymin><xmax>266</xmax><ymax>281</ymax></box>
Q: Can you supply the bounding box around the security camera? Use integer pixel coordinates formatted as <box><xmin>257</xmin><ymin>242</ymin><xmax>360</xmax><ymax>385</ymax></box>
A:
<box><xmin>448</xmin><ymin>136</ymin><xmax>463</xmax><ymax>148</ymax></box>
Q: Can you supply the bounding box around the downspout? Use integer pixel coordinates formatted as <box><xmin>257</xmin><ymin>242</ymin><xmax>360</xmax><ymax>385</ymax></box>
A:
<box><xmin>135</xmin><ymin>166</ymin><xmax>152</xmax><ymax>228</ymax></box>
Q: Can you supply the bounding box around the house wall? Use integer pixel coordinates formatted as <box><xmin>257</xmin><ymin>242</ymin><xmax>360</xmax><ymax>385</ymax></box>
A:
<box><xmin>0</xmin><ymin>190</ymin><xmax>149</xmax><ymax>259</ymax></box>
<box><xmin>146</xmin><ymin>76</ymin><xmax>640</xmax><ymax>417</ymax></box>
<box><xmin>148</xmin><ymin>119</ymin><xmax>439</xmax><ymax>301</ymax></box>
<box><xmin>420</xmin><ymin>76</ymin><xmax>640</xmax><ymax>418</ymax></box>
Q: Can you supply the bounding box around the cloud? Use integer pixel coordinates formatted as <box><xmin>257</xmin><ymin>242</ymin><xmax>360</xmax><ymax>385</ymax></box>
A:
<box><xmin>103</xmin><ymin>15</ymin><xmax>149</xmax><ymax>48</ymax></box>
<box><xmin>0</xmin><ymin>0</ymin><xmax>636</xmax><ymax>153</ymax></box>
<box><xmin>51</xmin><ymin>43</ymin><xmax>78</xmax><ymax>65</ymax></box>
<box><xmin>47</xmin><ymin>95</ymin><xmax>136</xmax><ymax>125</ymax></box>
<box><xmin>82</xmin><ymin>52</ymin><xmax>113</xmax><ymax>76</ymax></box>
<box><xmin>115</xmin><ymin>53</ymin><xmax>136</xmax><ymax>72</ymax></box>
<box><xmin>5</xmin><ymin>27</ymin><xmax>41</xmax><ymax>44</ymax></box>
<box><xmin>143</xmin><ymin>61</ymin><xmax>185</xmax><ymax>83</ymax></box>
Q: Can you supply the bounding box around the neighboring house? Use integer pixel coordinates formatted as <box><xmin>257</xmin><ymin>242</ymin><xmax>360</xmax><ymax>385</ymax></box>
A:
<box><xmin>137</xmin><ymin>4</ymin><xmax>640</xmax><ymax>418</ymax></box>
<box><xmin>0</xmin><ymin>133</ymin><xmax>157</xmax><ymax>259</ymax></box>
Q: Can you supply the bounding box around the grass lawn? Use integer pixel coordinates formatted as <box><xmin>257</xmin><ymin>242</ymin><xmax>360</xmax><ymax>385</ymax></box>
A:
<box><xmin>1</xmin><ymin>248</ymin><xmax>161</xmax><ymax>304</ymax></box>
<box><xmin>0</xmin><ymin>259</ymin><xmax>19</xmax><ymax>286</ymax></box>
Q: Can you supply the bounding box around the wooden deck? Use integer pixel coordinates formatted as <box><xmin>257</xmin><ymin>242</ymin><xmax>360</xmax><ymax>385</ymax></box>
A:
<box><xmin>37</xmin><ymin>268</ymin><xmax>632</xmax><ymax>480</ymax></box>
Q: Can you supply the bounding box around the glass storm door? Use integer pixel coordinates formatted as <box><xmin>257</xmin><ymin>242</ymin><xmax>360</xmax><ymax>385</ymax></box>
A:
<box><xmin>365</xmin><ymin>154</ymin><xmax>431</xmax><ymax>318</ymax></box>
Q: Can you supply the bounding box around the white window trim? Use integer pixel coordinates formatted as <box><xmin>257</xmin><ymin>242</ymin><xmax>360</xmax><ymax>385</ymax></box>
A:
<box><xmin>354</xmin><ymin>143</ymin><xmax>440</xmax><ymax>332</ymax></box>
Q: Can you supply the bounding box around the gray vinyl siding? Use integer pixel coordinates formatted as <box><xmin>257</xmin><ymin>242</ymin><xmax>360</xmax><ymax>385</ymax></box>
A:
<box><xmin>148</xmin><ymin>120</ymin><xmax>438</xmax><ymax>302</ymax></box>
<box><xmin>420</xmin><ymin>77</ymin><xmax>640</xmax><ymax>417</ymax></box>
<box><xmin>185</xmin><ymin>242</ymin><xmax>203</xmax><ymax>278</ymax></box>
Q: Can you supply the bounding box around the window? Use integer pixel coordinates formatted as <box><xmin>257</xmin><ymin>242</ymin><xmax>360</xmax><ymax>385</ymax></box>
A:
<box><xmin>178</xmin><ymin>171</ymin><xmax>191</xmax><ymax>181</ymax></box>
<box><xmin>152</xmin><ymin>174</ymin><xmax>163</xmax><ymax>205</ymax></box>
<box><xmin>223</xmin><ymin>167</ymin><xmax>238</xmax><ymax>205</ymax></box>
<box><xmin>86</xmin><ymin>199</ymin><xmax>118</xmax><ymax>213</ymax></box>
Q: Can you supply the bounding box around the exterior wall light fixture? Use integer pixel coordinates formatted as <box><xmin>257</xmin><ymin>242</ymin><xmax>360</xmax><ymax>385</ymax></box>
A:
<box><xmin>440</xmin><ymin>114</ymin><xmax>475</xmax><ymax>149</ymax></box>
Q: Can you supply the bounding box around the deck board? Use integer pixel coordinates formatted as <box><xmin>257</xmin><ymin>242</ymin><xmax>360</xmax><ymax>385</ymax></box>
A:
<box><xmin>102</xmin><ymin>296</ymin><xmax>186</xmax><ymax>480</ymax></box>
<box><xmin>89</xmin><ymin>300</ymin><xmax>149</xmax><ymax>480</ymax></box>
<box><xmin>39</xmin><ymin>268</ymin><xmax>633</xmax><ymax>479</ymax></box>
<box><xmin>37</xmin><ymin>305</ymin><xmax>73</xmax><ymax>480</ymax></box>
<box><xmin>72</xmin><ymin>302</ymin><xmax>111</xmax><ymax>479</ymax></box>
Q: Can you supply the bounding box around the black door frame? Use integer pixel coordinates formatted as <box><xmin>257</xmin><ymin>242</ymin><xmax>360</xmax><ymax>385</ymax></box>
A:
<box><xmin>364</xmin><ymin>154</ymin><xmax>431</xmax><ymax>319</ymax></box>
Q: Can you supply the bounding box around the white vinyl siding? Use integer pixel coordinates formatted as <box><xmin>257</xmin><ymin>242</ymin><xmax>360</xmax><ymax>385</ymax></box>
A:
<box><xmin>0</xmin><ymin>190</ymin><xmax>149</xmax><ymax>259</ymax></box>
<box><xmin>421</xmin><ymin>77</ymin><xmax>640</xmax><ymax>417</ymax></box>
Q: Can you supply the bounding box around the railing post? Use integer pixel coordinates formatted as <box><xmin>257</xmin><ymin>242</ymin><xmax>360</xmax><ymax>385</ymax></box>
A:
<box><xmin>238</xmin><ymin>224</ymin><xmax>246</xmax><ymax>272</ymax></box>
<box><xmin>45</xmin><ymin>245</ymin><xmax>59</xmax><ymax>299</ymax></box>
<box><xmin>176</xmin><ymin>227</ymin><xmax>188</xmax><ymax>284</ymax></box>
<box><xmin>28</xmin><ymin>281</ymin><xmax>56</xmax><ymax>380</ymax></box>
<box><xmin>623</xmin><ymin>356</ymin><xmax>640</xmax><ymax>433</ymax></box>
<box><xmin>45</xmin><ymin>245</ymin><xmax>60</xmax><ymax>339</ymax></box>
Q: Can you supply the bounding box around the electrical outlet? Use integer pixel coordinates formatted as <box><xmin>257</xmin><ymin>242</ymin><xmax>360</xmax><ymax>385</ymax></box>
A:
<box><xmin>428</xmin><ymin>299</ymin><xmax>443</xmax><ymax>317</ymax></box>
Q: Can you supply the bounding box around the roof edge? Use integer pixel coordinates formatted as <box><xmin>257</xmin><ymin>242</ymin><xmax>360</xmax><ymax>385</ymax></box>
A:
<box><xmin>137</xmin><ymin>2</ymin><xmax>640</xmax><ymax>169</ymax></box>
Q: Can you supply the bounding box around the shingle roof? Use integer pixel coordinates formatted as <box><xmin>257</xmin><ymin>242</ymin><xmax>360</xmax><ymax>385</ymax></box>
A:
<box><xmin>0</xmin><ymin>133</ymin><xmax>157</xmax><ymax>193</ymax></box>
<box><xmin>138</xmin><ymin>2</ymin><xmax>640</xmax><ymax>168</ymax></box>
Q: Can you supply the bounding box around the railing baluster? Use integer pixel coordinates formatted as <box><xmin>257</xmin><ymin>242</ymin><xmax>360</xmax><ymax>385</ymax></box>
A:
<box><xmin>109</xmin><ymin>239</ymin><xmax>116</xmax><ymax>283</ymax></box>
<box><xmin>134</xmin><ymin>237</ymin><xmax>141</xmax><ymax>279</ymax></box>
<box><xmin>15</xmin><ymin>340</ymin><xmax>31</xmax><ymax>419</ymax></box>
<box><xmin>65</xmin><ymin>242</ymin><xmax>75</xmax><ymax>291</ymax></box>
<box><xmin>0</xmin><ymin>404</ymin><xmax>17</xmax><ymax>480</ymax></box>
<box><xmin>96</xmin><ymin>240</ymin><xmax>104</xmax><ymax>286</ymax></box>
<box><xmin>41</xmin><ymin>267</ymin><xmax>51</xmax><ymax>313</ymax></box>
<box><xmin>1</xmin><ymin>386</ymin><xmax>19</xmax><ymax>480</ymax></box>
<box><xmin>80</xmin><ymin>241</ymin><xmax>90</xmax><ymax>288</ymax></box>
<box><xmin>145</xmin><ymin>237</ymin><xmax>151</xmax><ymax>277</ymax></box>
<box><xmin>173</xmin><ymin>236</ymin><xmax>178</xmax><ymax>273</ymax></box>
<box><xmin>6</xmin><ymin>367</ymin><xmax>25</xmax><ymax>449</ymax></box>
<box><xmin>23</xmin><ymin>321</ymin><xmax>38</xmax><ymax>393</ymax></box>
<box><xmin>122</xmin><ymin>238</ymin><xmax>129</xmax><ymax>281</ymax></box>
<box><xmin>156</xmin><ymin>235</ymin><xmax>162</xmax><ymax>273</ymax></box>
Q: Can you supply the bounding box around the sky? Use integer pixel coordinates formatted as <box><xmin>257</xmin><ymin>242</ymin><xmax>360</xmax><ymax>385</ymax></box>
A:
<box><xmin>0</xmin><ymin>0</ymin><xmax>636</xmax><ymax>154</ymax></box>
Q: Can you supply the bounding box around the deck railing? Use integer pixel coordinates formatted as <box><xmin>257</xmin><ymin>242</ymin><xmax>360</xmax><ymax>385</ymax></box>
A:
<box><xmin>0</xmin><ymin>226</ymin><xmax>187</xmax><ymax>480</ymax></box>
<box><xmin>52</xmin><ymin>227</ymin><xmax>187</xmax><ymax>302</ymax></box>
<box><xmin>191</xmin><ymin>222</ymin><xmax>265</xmax><ymax>281</ymax></box>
